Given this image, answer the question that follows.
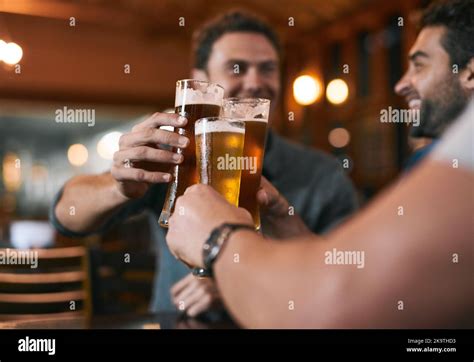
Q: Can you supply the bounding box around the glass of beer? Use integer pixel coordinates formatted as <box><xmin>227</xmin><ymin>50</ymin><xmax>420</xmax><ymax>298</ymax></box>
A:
<box><xmin>193</xmin><ymin>117</ymin><xmax>245</xmax><ymax>277</ymax></box>
<box><xmin>221</xmin><ymin>98</ymin><xmax>271</xmax><ymax>230</ymax></box>
<box><xmin>195</xmin><ymin>117</ymin><xmax>246</xmax><ymax>206</ymax></box>
<box><xmin>158</xmin><ymin>79</ymin><xmax>224</xmax><ymax>227</ymax></box>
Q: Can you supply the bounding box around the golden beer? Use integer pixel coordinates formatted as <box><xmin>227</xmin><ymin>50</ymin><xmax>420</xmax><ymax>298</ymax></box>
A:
<box><xmin>195</xmin><ymin>118</ymin><xmax>245</xmax><ymax>206</ymax></box>
<box><xmin>221</xmin><ymin>98</ymin><xmax>271</xmax><ymax>229</ymax></box>
<box><xmin>237</xmin><ymin>119</ymin><xmax>267</xmax><ymax>227</ymax></box>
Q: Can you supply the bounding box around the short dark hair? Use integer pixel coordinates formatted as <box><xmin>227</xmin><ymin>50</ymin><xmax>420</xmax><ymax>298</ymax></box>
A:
<box><xmin>192</xmin><ymin>10</ymin><xmax>282</xmax><ymax>71</ymax></box>
<box><xmin>420</xmin><ymin>0</ymin><xmax>474</xmax><ymax>69</ymax></box>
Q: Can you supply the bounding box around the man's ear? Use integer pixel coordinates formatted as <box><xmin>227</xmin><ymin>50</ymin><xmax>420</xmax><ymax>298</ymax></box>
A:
<box><xmin>191</xmin><ymin>68</ymin><xmax>209</xmax><ymax>81</ymax></box>
<box><xmin>459</xmin><ymin>58</ymin><xmax>474</xmax><ymax>92</ymax></box>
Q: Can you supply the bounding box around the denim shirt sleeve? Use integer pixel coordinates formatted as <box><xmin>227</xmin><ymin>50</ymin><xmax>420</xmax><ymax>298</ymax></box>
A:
<box><xmin>49</xmin><ymin>183</ymin><xmax>166</xmax><ymax>238</ymax></box>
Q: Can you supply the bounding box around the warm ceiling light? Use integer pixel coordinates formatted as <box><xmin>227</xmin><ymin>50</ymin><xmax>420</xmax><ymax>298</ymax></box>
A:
<box><xmin>326</xmin><ymin>79</ymin><xmax>349</xmax><ymax>105</ymax></box>
<box><xmin>0</xmin><ymin>40</ymin><xmax>7</xmax><ymax>62</ymax></box>
<box><xmin>293</xmin><ymin>75</ymin><xmax>322</xmax><ymax>106</ymax></box>
<box><xmin>2</xmin><ymin>42</ymin><xmax>23</xmax><ymax>65</ymax></box>
<box><xmin>67</xmin><ymin>144</ymin><xmax>89</xmax><ymax>167</ymax></box>
<box><xmin>97</xmin><ymin>131</ymin><xmax>122</xmax><ymax>160</ymax></box>
<box><xmin>328</xmin><ymin>127</ymin><xmax>351</xmax><ymax>148</ymax></box>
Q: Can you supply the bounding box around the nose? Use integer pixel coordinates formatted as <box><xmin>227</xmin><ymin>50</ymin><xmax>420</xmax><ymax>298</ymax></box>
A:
<box><xmin>394</xmin><ymin>71</ymin><xmax>411</xmax><ymax>96</ymax></box>
<box><xmin>242</xmin><ymin>66</ymin><xmax>263</xmax><ymax>93</ymax></box>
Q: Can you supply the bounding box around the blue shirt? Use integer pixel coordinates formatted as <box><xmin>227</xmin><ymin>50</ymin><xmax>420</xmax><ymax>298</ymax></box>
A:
<box><xmin>404</xmin><ymin>141</ymin><xmax>438</xmax><ymax>171</ymax></box>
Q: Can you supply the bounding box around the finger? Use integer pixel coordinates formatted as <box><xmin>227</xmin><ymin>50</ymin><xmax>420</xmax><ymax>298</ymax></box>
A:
<box><xmin>113</xmin><ymin>146</ymin><xmax>183</xmax><ymax>166</ymax></box>
<box><xmin>257</xmin><ymin>177</ymin><xmax>288</xmax><ymax>215</ymax></box>
<box><xmin>183</xmin><ymin>183</ymin><xmax>203</xmax><ymax>195</ymax></box>
<box><xmin>256</xmin><ymin>188</ymin><xmax>269</xmax><ymax>206</ymax></box>
<box><xmin>257</xmin><ymin>176</ymin><xmax>275</xmax><ymax>205</ymax></box>
<box><xmin>132</xmin><ymin>112</ymin><xmax>187</xmax><ymax>132</ymax></box>
<box><xmin>257</xmin><ymin>177</ymin><xmax>279</xmax><ymax>207</ymax></box>
<box><xmin>237</xmin><ymin>207</ymin><xmax>254</xmax><ymax>222</ymax></box>
<box><xmin>171</xmin><ymin>273</ymin><xmax>195</xmax><ymax>297</ymax></box>
<box><xmin>256</xmin><ymin>188</ymin><xmax>270</xmax><ymax>206</ymax></box>
<box><xmin>120</xmin><ymin>129</ymin><xmax>189</xmax><ymax>150</ymax></box>
<box><xmin>184</xmin><ymin>184</ymin><xmax>217</xmax><ymax>197</ymax></box>
<box><xmin>111</xmin><ymin>165</ymin><xmax>170</xmax><ymax>183</ymax></box>
<box><xmin>180</xmin><ymin>279</ymin><xmax>218</xmax><ymax>314</ymax></box>
<box><xmin>186</xmin><ymin>292</ymin><xmax>214</xmax><ymax>317</ymax></box>
<box><xmin>173</xmin><ymin>278</ymin><xmax>200</xmax><ymax>305</ymax></box>
<box><xmin>181</xmin><ymin>284</ymin><xmax>207</xmax><ymax>309</ymax></box>
<box><xmin>259</xmin><ymin>190</ymin><xmax>288</xmax><ymax>216</ymax></box>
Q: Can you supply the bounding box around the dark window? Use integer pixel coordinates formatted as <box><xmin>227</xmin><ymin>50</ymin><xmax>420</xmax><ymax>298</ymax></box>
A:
<box><xmin>387</xmin><ymin>16</ymin><xmax>403</xmax><ymax>89</ymax></box>
<box><xmin>357</xmin><ymin>31</ymin><xmax>370</xmax><ymax>97</ymax></box>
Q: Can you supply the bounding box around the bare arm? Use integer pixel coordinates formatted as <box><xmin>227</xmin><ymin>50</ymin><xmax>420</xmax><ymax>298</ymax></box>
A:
<box><xmin>167</xmin><ymin>160</ymin><xmax>473</xmax><ymax>328</ymax></box>
<box><xmin>54</xmin><ymin>112</ymin><xmax>189</xmax><ymax>234</ymax></box>
<box><xmin>213</xmin><ymin>161</ymin><xmax>472</xmax><ymax>328</ymax></box>
<box><xmin>54</xmin><ymin>172</ymin><xmax>131</xmax><ymax>233</ymax></box>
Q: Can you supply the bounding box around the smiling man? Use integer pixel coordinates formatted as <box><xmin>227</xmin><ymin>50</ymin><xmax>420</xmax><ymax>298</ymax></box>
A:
<box><xmin>164</xmin><ymin>12</ymin><xmax>358</xmax><ymax>318</ymax></box>
<box><xmin>51</xmin><ymin>10</ymin><xmax>358</xmax><ymax>318</ymax></box>
<box><xmin>166</xmin><ymin>100</ymin><xmax>474</xmax><ymax>328</ymax></box>
<box><xmin>395</xmin><ymin>0</ymin><xmax>474</xmax><ymax>167</ymax></box>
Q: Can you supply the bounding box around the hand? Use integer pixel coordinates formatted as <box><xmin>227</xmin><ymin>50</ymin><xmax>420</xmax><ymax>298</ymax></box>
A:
<box><xmin>167</xmin><ymin>184</ymin><xmax>253</xmax><ymax>267</ymax></box>
<box><xmin>111</xmin><ymin>112</ymin><xmax>190</xmax><ymax>199</ymax></box>
<box><xmin>171</xmin><ymin>273</ymin><xmax>222</xmax><ymax>317</ymax></box>
<box><xmin>257</xmin><ymin>176</ymin><xmax>312</xmax><ymax>238</ymax></box>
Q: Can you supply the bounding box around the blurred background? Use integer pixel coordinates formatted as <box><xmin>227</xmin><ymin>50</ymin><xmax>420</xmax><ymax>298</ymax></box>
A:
<box><xmin>0</xmin><ymin>0</ymin><xmax>429</xmax><ymax>316</ymax></box>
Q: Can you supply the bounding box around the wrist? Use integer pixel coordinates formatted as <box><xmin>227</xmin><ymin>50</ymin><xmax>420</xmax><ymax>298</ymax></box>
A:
<box><xmin>212</xmin><ymin>227</ymin><xmax>261</xmax><ymax>278</ymax></box>
<box><xmin>202</xmin><ymin>223</ymin><xmax>255</xmax><ymax>276</ymax></box>
<box><xmin>110</xmin><ymin>176</ymin><xmax>133</xmax><ymax>205</ymax></box>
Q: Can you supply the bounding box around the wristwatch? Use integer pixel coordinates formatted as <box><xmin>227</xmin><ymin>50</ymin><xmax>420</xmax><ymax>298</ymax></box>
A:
<box><xmin>201</xmin><ymin>223</ymin><xmax>255</xmax><ymax>277</ymax></box>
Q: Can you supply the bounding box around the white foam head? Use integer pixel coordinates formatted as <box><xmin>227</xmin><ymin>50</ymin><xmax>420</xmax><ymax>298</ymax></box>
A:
<box><xmin>175</xmin><ymin>80</ymin><xmax>224</xmax><ymax>107</ymax></box>
<box><xmin>222</xmin><ymin>98</ymin><xmax>270</xmax><ymax>121</ymax></box>
<box><xmin>195</xmin><ymin>120</ymin><xmax>245</xmax><ymax>136</ymax></box>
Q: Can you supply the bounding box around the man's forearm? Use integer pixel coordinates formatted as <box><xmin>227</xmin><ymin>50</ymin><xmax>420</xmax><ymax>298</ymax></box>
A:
<box><xmin>54</xmin><ymin>172</ymin><xmax>130</xmax><ymax>234</ymax></box>
<box><xmin>214</xmin><ymin>230</ymin><xmax>337</xmax><ymax>328</ymax></box>
<box><xmin>213</xmin><ymin>162</ymin><xmax>473</xmax><ymax>329</ymax></box>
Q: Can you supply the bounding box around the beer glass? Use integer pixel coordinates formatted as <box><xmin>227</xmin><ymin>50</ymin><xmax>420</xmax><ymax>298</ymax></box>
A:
<box><xmin>158</xmin><ymin>79</ymin><xmax>224</xmax><ymax>227</ymax></box>
<box><xmin>195</xmin><ymin>117</ymin><xmax>246</xmax><ymax>206</ymax></box>
<box><xmin>221</xmin><ymin>98</ymin><xmax>271</xmax><ymax>230</ymax></box>
<box><xmin>193</xmin><ymin>117</ymin><xmax>245</xmax><ymax>278</ymax></box>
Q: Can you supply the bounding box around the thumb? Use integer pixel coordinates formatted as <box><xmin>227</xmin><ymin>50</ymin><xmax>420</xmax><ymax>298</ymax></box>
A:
<box><xmin>257</xmin><ymin>177</ymin><xmax>288</xmax><ymax>216</ymax></box>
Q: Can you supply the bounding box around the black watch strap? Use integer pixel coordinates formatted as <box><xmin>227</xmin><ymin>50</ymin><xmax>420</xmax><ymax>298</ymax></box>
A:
<box><xmin>202</xmin><ymin>223</ymin><xmax>255</xmax><ymax>276</ymax></box>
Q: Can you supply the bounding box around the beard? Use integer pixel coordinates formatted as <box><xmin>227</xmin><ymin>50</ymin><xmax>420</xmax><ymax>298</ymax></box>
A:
<box><xmin>411</xmin><ymin>75</ymin><xmax>469</xmax><ymax>138</ymax></box>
